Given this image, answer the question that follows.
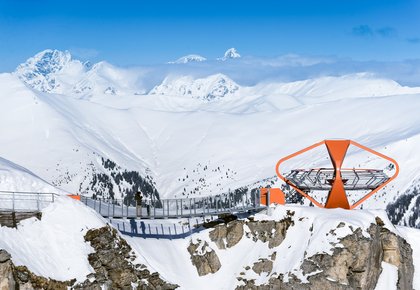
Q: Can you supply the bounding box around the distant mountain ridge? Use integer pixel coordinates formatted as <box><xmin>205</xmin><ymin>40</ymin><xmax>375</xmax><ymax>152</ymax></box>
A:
<box><xmin>168</xmin><ymin>54</ymin><xmax>207</xmax><ymax>64</ymax></box>
<box><xmin>149</xmin><ymin>73</ymin><xmax>240</xmax><ymax>101</ymax></box>
<box><xmin>169</xmin><ymin>48</ymin><xmax>241</xmax><ymax>64</ymax></box>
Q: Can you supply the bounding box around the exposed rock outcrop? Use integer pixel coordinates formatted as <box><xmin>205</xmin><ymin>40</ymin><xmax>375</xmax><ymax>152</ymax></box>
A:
<box><xmin>208</xmin><ymin>212</ymin><xmax>294</xmax><ymax>251</ymax></box>
<box><xmin>0</xmin><ymin>249</ymin><xmax>73</xmax><ymax>290</ymax></box>
<box><xmin>245</xmin><ymin>213</ymin><xmax>294</xmax><ymax>248</ymax></box>
<box><xmin>0</xmin><ymin>226</ymin><xmax>178</xmax><ymax>290</ymax></box>
<box><xmin>236</xmin><ymin>217</ymin><xmax>414</xmax><ymax>290</ymax></box>
<box><xmin>77</xmin><ymin>225</ymin><xmax>178</xmax><ymax>289</ymax></box>
<box><xmin>187</xmin><ymin>239</ymin><xmax>221</xmax><ymax>276</ymax></box>
<box><xmin>252</xmin><ymin>258</ymin><xmax>273</xmax><ymax>275</ymax></box>
<box><xmin>0</xmin><ymin>250</ymin><xmax>15</xmax><ymax>289</ymax></box>
<box><xmin>209</xmin><ymin>220</ymin><xmax>244</xmax><ymax>249</ymax></box>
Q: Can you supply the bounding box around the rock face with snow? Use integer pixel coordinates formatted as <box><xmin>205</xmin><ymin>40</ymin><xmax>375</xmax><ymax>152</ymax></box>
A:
<box><xmin>266</xmin><ymin>223</ymin><xmax>413</xmax><ymax>290</ymax></box>
<box><xmin>0</xmin><ymin>249</ymin><xmax>74</xmax><ymax>289</ymax></box>
<box><xmin>209</xmin><ymin>219</ymin><xmax>245</xmax><ymax>249</ymax></box>
<box><xmin>187</xmin><ymin>239</ymin><xmax>221</xmax><ymax>276</ymax></box>
<box><xmin>15</xmin><ymin>49</ymin><xmax>78</xmax><ymax>92</ymax></box>
<box><xmin>150</xmin><ymin>73</ymin><xmax>240</xmax><ymax>101</ymax></box>
<box><xmin>169</xmin><ymin>54</ymin><xmax>207</xmax><ymax>64</ymax></box>
<box><xmin>232</xmin><ymin>213</ymin><xmax>414</xmax><ymax>290</ymax></box>
<box><xmin>0</xmin><ymin>226</ymin><xmax>178</xmax><ymax>289</ymax></box>
<box><xmin>146</xmin><ymin>206</ymin><xmax>416</xmax><ymax>289</ymax></box>
<box><xmin>14</xmin><ymin>50</ymin><xmax>140</xmax><ymax>99</ymax></box>
<box><xmin>0</xmin><ymin>250</ymin><xmax>14</xmax><ymax>289</ymax></box>
<box><xmin>77</xmin><ymin>225</ymin><xmax>178</xmax><ymax>289</ymax></box>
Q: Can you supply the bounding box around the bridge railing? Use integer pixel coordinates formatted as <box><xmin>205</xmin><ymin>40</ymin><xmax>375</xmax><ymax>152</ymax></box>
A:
<box><xmin>0</xmin><ymin>191</ymin><xmax>56</xmax><ymax>212</ymax></box>
<box><xmin>81</xmin><ymin>189</ymin><xmax>263</xmax><ymax>219</ymax></box>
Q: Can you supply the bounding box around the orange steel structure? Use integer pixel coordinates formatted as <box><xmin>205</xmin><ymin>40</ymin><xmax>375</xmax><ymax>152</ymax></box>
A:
<box><xmin>67</xmin><ymin>194</ymin><xmax>81</xmax><ymax>201</ymax></box>
<box><xmin>260</xmin><ymin>187</ymin><xmax>285</xmax><ymax>206</ymax></box>
<box><xmin>275</xmin><ymin>140</ymin><xmax>399</xmax><ymax>210</ymax></box>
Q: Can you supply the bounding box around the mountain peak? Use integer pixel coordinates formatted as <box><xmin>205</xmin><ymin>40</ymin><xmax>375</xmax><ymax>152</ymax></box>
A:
<box><xmin>16</xmin><ymin>49</ymin><xmax>72</xmax><ymax>76</ymax></box>
<box><xmin>220</xmin><ymin>48</ymin><xmax>241</xmax><ymax>61</ymax></box>
<box><xmin>168</xmin><ymin>54</ymin><xmax>207</xmax><ymax>64</ymax></box>
<box><xmin>15</xmin><ymin>49</ymin><xmax>76</xmax><ymax>92</ymax></box>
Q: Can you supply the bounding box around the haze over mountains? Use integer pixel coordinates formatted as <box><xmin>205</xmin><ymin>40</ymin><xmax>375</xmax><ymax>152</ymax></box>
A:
<box><xmin>1</xmin><ymin>48</ymin><xmax>420</xmax><ymax>227</ymax></box>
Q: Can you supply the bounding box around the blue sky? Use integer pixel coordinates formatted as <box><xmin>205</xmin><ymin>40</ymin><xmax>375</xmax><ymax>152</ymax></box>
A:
<box><xmin>0</xmin><ymin>0</ymin><xmax>419</xmax><ymax>71</ymax></box>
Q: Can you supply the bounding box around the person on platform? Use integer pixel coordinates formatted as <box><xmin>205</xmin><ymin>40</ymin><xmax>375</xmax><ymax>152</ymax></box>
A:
<box><xmin>145</xmin><ymin>195</ymin><xmax>151</xmax><ymax>217</ymax></box>
<box><xmin>135</xmin><ymin>191</ymin><xmax>142</xmax><ymax>217</ymax></box>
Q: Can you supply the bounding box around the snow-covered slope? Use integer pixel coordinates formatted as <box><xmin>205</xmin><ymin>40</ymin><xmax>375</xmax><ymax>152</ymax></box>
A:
<box><xmin>0</xmin><ymin>157</ymin><xmax>64</xmax><ymax>193</ymax></box>
<box><xmin>122</xmin><ymin>204</ymin><xmax>420</xmax><ymax>290</ymax></box>
<box><xmin>3</xmin><ymin>49</ymin><xmax>420</xmax><ymax>216</ymax></box>
<box><xmin>0</xmin><ymin>197</ymin><xmax>105</xmax><ymax>281</ymax></box>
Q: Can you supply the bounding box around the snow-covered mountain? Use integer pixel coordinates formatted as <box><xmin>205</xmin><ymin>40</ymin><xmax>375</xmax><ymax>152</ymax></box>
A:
<box><xmin>15</xmin><ymin>49</ymin><xmax>142</xmax><ymax>99</ymax></box>
<box><xmin>219</xmin><ymin>48</ymin><xmax>241</xmax><ymax>61</ymax></box>
<box><xmin>3</xmin><ymin>49</ymin><xmax>420</xmax><ymax>227</ymax></box>
<box><xmin>169</xmin><ymin>48</ymin><xmax>241</xmax><ymax>63</ymax></box>
<box><xmin>169</xmin><ymin>54</ymin><xmax>207</xmax><ymax>64</ymax></box>
<box><xmin>15</xmin><ymin>49</ymin><xmax>78</xmax><ymax>92</ymax></box>
<box><xmin>149</xmin><ymin>73</ymin><xmax>240</xmax><ymax>101</ymax></box>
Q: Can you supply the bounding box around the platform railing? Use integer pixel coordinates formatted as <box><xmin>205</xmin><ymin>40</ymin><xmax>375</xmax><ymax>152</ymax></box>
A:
<box><xmin>81</xmin><ymin>190</ymin><xmax>263</xmax><ymax>219</ymax></box>
<box><xmin>0</xmin><ymin>191</ymin><xmax>56</xmax><ymax>212</ymax></box>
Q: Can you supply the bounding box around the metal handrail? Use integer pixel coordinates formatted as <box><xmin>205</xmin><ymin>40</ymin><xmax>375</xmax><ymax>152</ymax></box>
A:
<box><xmin>0</xmin><ymin>191</ymin><xmax>57</xmax><ymax>212</ymax></box>
<box><xmin>81</xmin><ymin>189</ymin><xmax>263</xmax><ymax>219</ymax></box>
<box><xmin>0</xmin><ymin>190</ymin><xmax>58</xmax><ymax>195</ymax></box>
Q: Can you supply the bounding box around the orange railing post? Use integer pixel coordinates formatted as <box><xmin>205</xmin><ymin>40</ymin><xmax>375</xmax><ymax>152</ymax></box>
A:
<box><xmin>260</xmin><ymin>188</ymin><xmax>286</xmax><ymax>206</ymax></box>
<box><xmin>67</xmin><ymin>194</ymin><xmax>81</xmax><ymax>201</ymax></box>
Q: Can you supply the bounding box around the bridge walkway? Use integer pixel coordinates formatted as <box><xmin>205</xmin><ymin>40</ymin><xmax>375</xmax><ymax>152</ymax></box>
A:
<box><xmin>81</xmin><ymin>190</ymin><xmax>265</xmax><ymax>219</ymax></box>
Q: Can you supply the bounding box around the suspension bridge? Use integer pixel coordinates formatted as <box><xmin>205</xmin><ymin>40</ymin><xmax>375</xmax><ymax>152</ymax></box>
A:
<box><xmin>0</xmin><ymin>189</ymin><xmax>271</xmax><ymax>224</ymax></box>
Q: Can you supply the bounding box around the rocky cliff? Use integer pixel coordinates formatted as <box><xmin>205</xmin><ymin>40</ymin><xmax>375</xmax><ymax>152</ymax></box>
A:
<box><xmin>0</xmin><ymin>226</ymin><xmax>177</xmax><ymax>290</ymax></box>
<box><xmin>183</xmin><ymin>207</ymin><xmax>415</xmax><ymax>290</ymax></box>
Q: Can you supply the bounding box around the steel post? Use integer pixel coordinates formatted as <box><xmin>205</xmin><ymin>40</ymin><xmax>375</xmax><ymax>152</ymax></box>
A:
<box><xmin>153</xmin><ymin>198</ymin><xmax>156</xmax><ymax>219</ymax></box>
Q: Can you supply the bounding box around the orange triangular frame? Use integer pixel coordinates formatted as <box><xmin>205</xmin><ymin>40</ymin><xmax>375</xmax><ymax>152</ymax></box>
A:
<box><xmin>275</xmin><ymin>140</ymin><xmax>399</xmax><ymax>210</ymax></box>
